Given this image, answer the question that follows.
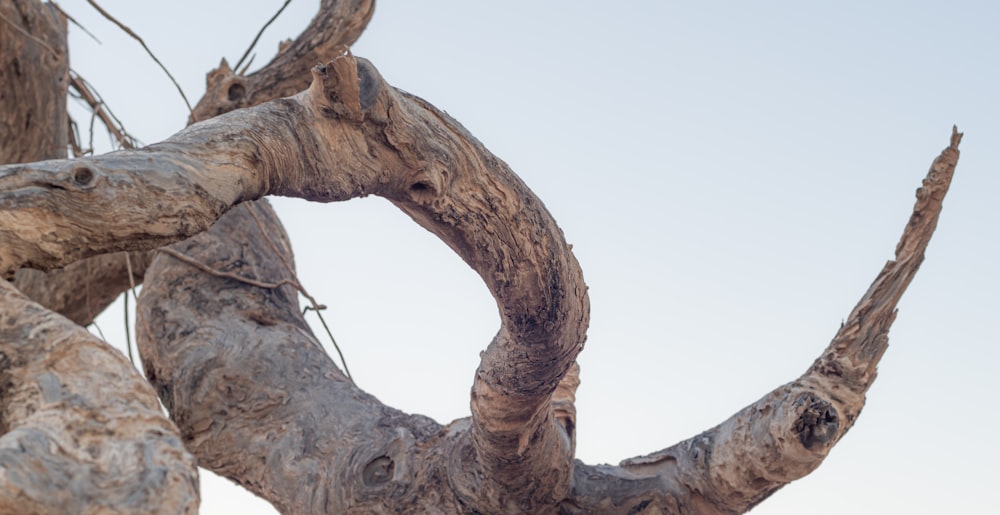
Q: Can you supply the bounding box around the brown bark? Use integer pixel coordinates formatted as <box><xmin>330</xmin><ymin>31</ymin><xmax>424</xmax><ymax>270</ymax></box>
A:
<box><xmin>0</xmin><ymin>0</ymin><xmax>67</xmax><ymax>163</ymax></box>
<box><xmin>14</xmin><ymin>251</ymin><xmax>153</xmax><ymax>326</ymax></box>
<box><xmin>0</xmin><ymin>0</ymin><xmax>962</xmax><ymax>513</ymax></box>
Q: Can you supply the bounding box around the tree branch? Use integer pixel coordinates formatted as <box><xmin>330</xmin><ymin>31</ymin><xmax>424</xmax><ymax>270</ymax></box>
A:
<box><xmin>0</xmin><ymin>280</ymin><xmax>199</xmax><ymax>513</ymax></box>
<box><xmin>14</xmin><ymin>251</ymin><xmax>153</xmax><ymax>326</ymax></box>
<box><xmin>0</xmin><ymin>2</ymin><xmax>959</xmax><ymax>509</ymax></box>
<box><xmin>561</xmin><ymin>128</ymin><xmax>962</xmax><ymax>514</ymax></box>
<box><xmin>138</xmin><ymin>200</ymin><xmax>454</xmax><ymax>513</ymax></box>
<box><xmin>190</xmin><ymin>0</ymin><xmax>375</xmax><ymax>123</ymax></box>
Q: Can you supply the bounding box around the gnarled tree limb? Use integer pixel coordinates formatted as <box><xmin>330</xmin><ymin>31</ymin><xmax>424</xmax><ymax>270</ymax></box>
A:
<box><xmin>562</xmin><ymin>128</ymin><xmax>962</xmax><ymax>514</ymax></box>
<box><xmin>0</xmin><ymin>0</ymin><xmax>960</xmax><ymax>511</ymax></box>
<box><xmin>8</xmin><ymin>0</ymin><xmax>376</xmax><ymax>324</ymax></box>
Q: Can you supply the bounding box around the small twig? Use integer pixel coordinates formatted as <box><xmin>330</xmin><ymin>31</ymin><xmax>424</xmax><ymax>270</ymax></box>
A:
<box><xmin>123</xmin><ymin>292</ymin><xmax>135</xmax><ymax>365</ymax></box>
<box><xmin>303</xmin><ymin>305</ymin><xmax>353</xmax><ymax>382</ymax></box>
<box><xmin>240</xmin><ymin>204</ymin><xmax>354</xmax><ymax>382</ymax></box>
<box><xmin>159</xmin><ymin>247</ymin><xmax>301</xmax><ymax>292</ymax></box>
<box><xmin>124</xmin><ymin>252</ymin><xmax>139</xmax><ymax>301</ymax></box>
<box><xmin>87</xmin><ymin>107</ymin><xmax>97</xmax><ymax>152</ymax></box>
<box><xmin>51</xmin><ymin>2</ymin><xmax>102</xmax><ymax>43</ymax></box>
<box><xmin>85</xmin><ymin>0</ymin><xmax>193</xmax><ymax>114</ymax></box>
<box><xmin>89</xmin><ymin>320</ymin><xmax>107</xmax><ymax>341</ymax></box>
<box><xmin>67</xmin><ymin>116</ymin><xmax>85</xmax><ymax>157</ymax></box>
<box><xmin>237</xmin><ymin>54</ymin><xmax>257</xmax><ymax>76</ymax></box>
<box><xmin>69</xmin><ymin>71</ymin><xmax>138</xmax><ymax>150</ymax></box>
<box><xmin>234</xmin><ymin>0</ymin><xmax>293</xmax><ymax>73</ymax></box>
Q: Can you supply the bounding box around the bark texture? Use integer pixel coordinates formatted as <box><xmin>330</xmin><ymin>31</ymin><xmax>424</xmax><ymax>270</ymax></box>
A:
<box><xmin>0</xmin><ymin>0</ymin><xmax>962</xmax><ymax>513</ymax></box>
<box><xmin>0</xmin><ymin>0</ymin><xmax>67</xmax><ymax>163</ymax></box>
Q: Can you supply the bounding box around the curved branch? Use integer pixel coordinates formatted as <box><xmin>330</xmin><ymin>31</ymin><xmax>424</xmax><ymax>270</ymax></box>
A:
<box><xmin>560</xmin><ymin>128</ymin><xmax>962</xmax><ymax>514</ymax></box>
<box><xmin>1</xmin><ymin>49</ymin><xmax>590</xmax><ymax>509</ymax></box>
<box><xmin>138</xmin><ymin>201</ymin><xmax>460</xmax><ymax>513</ymax></box>
<box><xmin>10</xmin><ymin>0</ymin><xmax>377</xmax><ymax>324</ymax></box>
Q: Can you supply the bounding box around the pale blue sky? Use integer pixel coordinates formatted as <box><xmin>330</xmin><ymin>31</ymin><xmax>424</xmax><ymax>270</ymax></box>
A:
<box><xmin>65</xmin><ymin>1</ymin><xmax>999</xmax><ymax>513</ymax></box>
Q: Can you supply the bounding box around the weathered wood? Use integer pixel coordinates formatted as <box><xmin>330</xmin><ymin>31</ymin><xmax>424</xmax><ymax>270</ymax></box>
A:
<box><xmin>0</xmin><ymin>0</ymin><xmax>67</xmax><ymax>163</ymax></box>
<box><xmin>0</xmin><ymin>0</ymin><xmax>962</xmax><ymax>512</ymax></box>
<box><xmin>0</xmin><ymin>280</ymin><xmax>199</xmax><ymax>514</ymax></box>
<box><xmin>14</xmin><ymin>251</ymin><xmax>153</xmax><ymax>326</ymax></box>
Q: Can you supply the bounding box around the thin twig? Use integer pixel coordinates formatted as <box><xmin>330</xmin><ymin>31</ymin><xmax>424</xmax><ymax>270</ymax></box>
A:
<box><xmin>237</xmin><ymin>54</ymin><xmax>256</xmax><ymax>76</ymax></box>
<box><xmin>69</xmin><ymin>71</ymin><xmax>137</xmax><ymax>149</ymax></box>
<box><xmin>123</xmin><ymin>292</ymin><xmax>135</xmax><ymax>365</ymax></box>
<box><xmin>67</xmin><ymin>116</ymin><xmax>84</xmax><ymax>157</ymax></box>
<box><xmin>84</xmin><ymin>0</ymin><xmax>193</xmax><ymax>114</ymax></box>
<box><xmin>51</xmin><ymin>2</ymin><xmax>102</xmax><ymax>43</ymax></box>
<box><xmin>90</xmin><ymin>320</ymin><xmax>107</xmax><ymax>341</ymax></box>
<box><xmin>159</xmin><ymin>247</ymin><xmax>301</xmax><ymax>292</ymax></box>
<box><xmin>87</xmin><ymin>107</ymin><xmax>97</xmax><ymax>153</ymax></box>
<box><xmin>234</xmin><ymin>0</ymin><xmax>293</xmax><ymax>73</ymax></box>
<box><xmin>241</xmin><ymin>204</ymin><xmax>354</xmax><ymax>382</ymax></box>
<box><xmin>124</xmin><ymin>252</ymin><xmax>139</xmax><ymax>300</ymax></box>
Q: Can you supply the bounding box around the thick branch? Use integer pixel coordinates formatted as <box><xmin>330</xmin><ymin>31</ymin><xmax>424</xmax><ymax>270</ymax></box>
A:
<box><xmin>190</xmin><ymin>0</ymin><xmax>374</xmax><ymax>123</ymax></box>
<box><xmin>138</xmin><ymin>201</ymin><xmax>460</xmax><ymax>513</ymax></box>
<box><xmin>0</xmin><ymin>279</ymin><xmax>198</xmax><ymax>514</ymax></box>
<box><xmin>560</xmin><ymin>129</ymin><xmax>961</xmax><ymax>514</ymax></box>
<box><xmin>10</xmin><ymin>0</ymin><xmax>377</xmax><ymax>323</ymax></box>
<box><xmin>14</xmin><ymin>251</ymin><xmax>152</xmax><ymax>325</ymax></box>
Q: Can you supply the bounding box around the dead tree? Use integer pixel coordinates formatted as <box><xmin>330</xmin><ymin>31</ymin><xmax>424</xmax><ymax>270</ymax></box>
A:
<box><xmin>0</xmin><ymin>1</ymin><xmax>961</xmax><ymax>513</ymax></box>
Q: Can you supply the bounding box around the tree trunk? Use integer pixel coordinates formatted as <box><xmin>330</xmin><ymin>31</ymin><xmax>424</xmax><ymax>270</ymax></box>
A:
<box><xmin>0</xmin><ymin>1</ymin><xmax>962</xmax><ymax>513</ymax></box>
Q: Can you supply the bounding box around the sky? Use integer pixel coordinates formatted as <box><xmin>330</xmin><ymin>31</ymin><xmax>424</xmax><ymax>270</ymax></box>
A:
<box><xmin>60</xmin><ymin>1</ymin><xmax>1000</xmax><ymax>513</ymax></box>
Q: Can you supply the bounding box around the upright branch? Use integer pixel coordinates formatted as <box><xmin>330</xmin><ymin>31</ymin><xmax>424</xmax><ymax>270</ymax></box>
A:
<box><xmin>563</xmin><ymin>128</ymin><xmax>962</xmax><ymax>514</ymax></box>
<box><xmin>0</xmin><ymin>1</ymin><xmax>68</xmax><ymax>163</ymax></box>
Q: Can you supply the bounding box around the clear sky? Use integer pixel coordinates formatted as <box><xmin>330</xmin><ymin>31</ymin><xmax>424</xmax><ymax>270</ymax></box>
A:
<box><xmin>63</xmin><ymin>1</ymin><xmax>999</xmax><ymax>513</ymax></box>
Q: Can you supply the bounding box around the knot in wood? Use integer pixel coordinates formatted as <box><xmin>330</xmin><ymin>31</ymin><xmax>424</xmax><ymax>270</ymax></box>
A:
<box><xmin>362</xmin><ymin>455</ymin><xmax>394</xmax><ymax>485</ymax></box>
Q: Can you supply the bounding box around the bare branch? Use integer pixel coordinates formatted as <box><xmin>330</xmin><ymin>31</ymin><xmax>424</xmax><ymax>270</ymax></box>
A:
<box><xmin>84</xmin><ymin>0</ymin><xmax>193</xmax><ymax>114</ymax></box>
<box><xmin>0</xmin><ymin>280</ymin><xmax>199</xmax><ymax>513</ymax></box>
<box><xmin>564</xmin><ymin>128</ymin><xmax>962</xmax><ymax>514</ymax></box>
<box><xmin>191</xmin><ymin>0</ymin><xmax>375</xmax><ymax>123</ymax></box>
<box><xmin>233</xmin><ymin>0</ymin><xmax>293</xmax><ymax>73</ymax></box>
